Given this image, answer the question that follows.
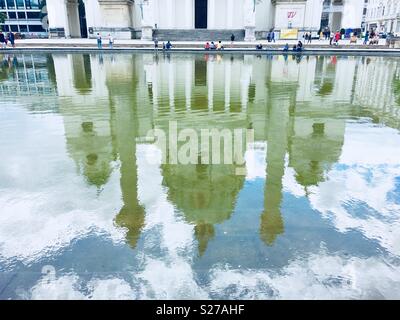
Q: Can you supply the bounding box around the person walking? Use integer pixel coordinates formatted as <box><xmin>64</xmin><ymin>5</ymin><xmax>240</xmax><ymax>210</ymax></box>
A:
<box><xmin>363</xmin><ymin>30</ymin><xmax>369</xmax><ymax>45</ymax></box>
<box><xmin>7</xmin><ymin>31</ymin><xmax>15</xmax><ymax>48</ymax></box>
<box><xmin>334</xmin><ymin>31</ymin><xmax>340</xmax><ymax>45</ymax></box>
<box><xmin>307</xmin><ymin>32</ymin><xmax>312</xmax><ymax>44</ymax></box>
<box><xmin>154</xmin><ymin>37</ymin><xmax>159</xmax><ymax>50</ymax></box>
<box><xmin>0</xmin><ymin>32</ymin><xmax>6</xmax><ymax>49</ymax></box>
<box><xmin>329</xmin><ymin>32</ymin><xmax>334</xmax><ymax>45</ymax></box>
<box><xmin>271</xmin><ymin>29</ymin><xmax>275</xmax><ymax>43</ymax></box>
<box><xmin>96</xmin><ymin>33</ymin><xmax>102</xmax><ymax>49</ymax></box>
<box><xmin>108</xmin><ymin>34</ymin><xmax>114</xmax><ymax>49</ymax></box>
<box><xmin>230</xmin><ymin>33</ymin><xmax>235</xmax><ymax>44</ymax></box>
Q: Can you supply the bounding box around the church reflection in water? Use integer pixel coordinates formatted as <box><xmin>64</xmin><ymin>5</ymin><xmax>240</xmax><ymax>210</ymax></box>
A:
<box><xmin>3</xmin><ymin>51</ymin><xmax>399</xmax><ymax>256</ymax></box>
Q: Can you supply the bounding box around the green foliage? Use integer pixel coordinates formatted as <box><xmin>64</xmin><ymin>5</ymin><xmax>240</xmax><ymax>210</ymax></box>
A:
<box><xmin>0</xmin><ymin>12</ymin><xmax>7</xmax><ymax>26</ymax></box>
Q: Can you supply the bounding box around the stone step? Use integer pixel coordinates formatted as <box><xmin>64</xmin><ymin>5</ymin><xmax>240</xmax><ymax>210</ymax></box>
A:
<box><xmin>153</xmin><ymin>29</ymin><xmax>245</xmax><ymax>41</ymax></box>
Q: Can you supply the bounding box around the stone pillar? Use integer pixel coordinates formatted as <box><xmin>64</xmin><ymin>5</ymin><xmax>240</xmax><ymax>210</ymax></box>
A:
<box><xmin>208</xmin><ymin>0</ymin><xmax>216</xmax><ymax>29</ymax></box>
<box><xmin>240</xmin><ymin>55</ymin><xmax>253</xmax><ymax>112</ymax></box>
<box><xmin>167</xmin><ymin>0</ymin><xmax>175</xmax><ymax>28</ymax></box>
<box><xmin>169</xmin><ymin>60</ymin><xmax>175</xmax><ymax>112</ymax></box>
<box><xmin>185</xmin><ymin>0</ymin><xmax>193</xmax><ymax>29</ymax></box>
<box><xmin>341</xmin><ymin>0</ymin><xmax>364</xmax><ymax>30</ymax></box>
<box><xmin>47</xmin><ymin>0</ymin><xmax>69</xmax><ymax>38</ymax></box>
<box><xmin>66</xmin><ymin>0</ymin><xmax>81</xmax><ymax>38</ymax></box>
<box><xmin>207</xmin><ymin>60</ymin><xmax>214</xmax><ymax>111</ymax></box>
<box><xmin>226</xmin><ymin>0</ymin><xmax>234</xmax><ymax>29</ymax></box>
<box><xmin>185</xmin><ymin>60</ymin><xmax>193</xmax><ymax>111</ymax></box>
<box><xmin>141</xmin><ymin>0</ymin><xmax>155</xmax><ymax>40</ymax></box>
<box><xmin>244</xmin><ymin>0</ymin><xmax>256</xmax><ymax>41</ymax></box>
<box><xmin>224</xmin><ymin>59</ymin><xmax>231</xmax><ymax>112</ymax></box>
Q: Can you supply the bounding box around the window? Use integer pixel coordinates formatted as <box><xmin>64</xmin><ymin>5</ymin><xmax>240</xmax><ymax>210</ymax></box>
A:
<box><xmin>10</xmin><ymin>24</ymin><xmax>18</xmax><ymax>31</ymax></box>
<box><xmin>19</xmin><ymin>24</ymin><xmax>27</xmax><ymax>32</ymax></box>
<box><xmin>0</xmin><ymin>0</ymin><xmax>5</xmax><ymax>9</ymax></box>
<box><xmin>16</xmin><ymin>0</ymin><xmax>24</xmax><ymax>9</ymax></box>
<box><xmin>6</xmin><ymin>0</ymin><xmax>15</xmax><ymax>9</ymax></box>
<box><xmin>26</xmin><ymin>11</ymin><xmax>39</xmax><ymax>19</ymax></box>
<box><xmin>29</xmin><ymin>24</ymin><xmax>45</xmax><ymax>32</ymax></box>
<box><xmin>25</xmin><ymin>0</ymin><xmax>39</xmax><ymax>9</ymax></box>
<box><xmin>8</xmin><ymin>11</ymin><xmax>16</xmax><ymax>19</ymax></box>
<box><xmin>17</xmin><ymin>11</ymin><xmax>25</xmax><ymax>19</ymax></box>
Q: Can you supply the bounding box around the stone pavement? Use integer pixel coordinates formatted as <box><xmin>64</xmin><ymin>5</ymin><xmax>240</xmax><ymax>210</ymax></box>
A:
<box><xmin>5</xmin><ymin>38</ymin><xmax>389</xmax><ymax>49</ymax></box>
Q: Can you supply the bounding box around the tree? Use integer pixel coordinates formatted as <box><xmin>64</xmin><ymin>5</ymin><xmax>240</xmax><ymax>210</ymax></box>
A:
<box><xmin>0</xmin><ymin>12</ymin><xmax>6</xmax><ymax>25</ymax></box>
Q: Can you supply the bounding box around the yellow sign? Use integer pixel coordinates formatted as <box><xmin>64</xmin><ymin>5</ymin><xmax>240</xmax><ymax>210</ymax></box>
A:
<box><xmin>280</xmin><ymin>29</ymin><xmax>298</xmax><ymax>40</ymax></box>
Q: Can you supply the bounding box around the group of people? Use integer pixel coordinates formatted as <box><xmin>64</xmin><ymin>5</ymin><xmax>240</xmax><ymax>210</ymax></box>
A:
<box><xmin>364</xmin><ymin>30</ymin><xmax>380</xmax><ymax>45</ymax></box>
<box><xmin>304</xmin><ymin>32</ymin><xmax>312</xmax><ymax>44</ymax></box>
<box><xmin>153</xmin><ymin>39</ymin><xmax>173</xmax><ymax>50</ymax></box>
<box><xmin>0</xmin><ymin>31</ymin><xmax>16</xmax><ymax>49</ymax></box>
<box><xmin>96</xmin><ymin>33</ymin><xmax>114</xmax><ymax>49</ymax></box>
<box><xmin>204</xmin><ymin>41</ymin><xmax>224</xmax><ymax>50</ymax></box>
<box><xmin>329</xmin><ymin>31</ymin><xmax>342</xmax><ymax>46</ymax></box>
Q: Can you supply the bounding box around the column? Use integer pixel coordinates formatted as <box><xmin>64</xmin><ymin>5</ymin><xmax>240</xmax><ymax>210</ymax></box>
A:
<box><xmin>152</xmin><ymin>60</ymin><xmax>159</xmax><ymax>116</ymax></box>
<box><xmin>185</xmin><ymin>60</ymin><xmax>193</xmax><ymax>111</ymax></box>
<box><xmin>260</xmin><ymin>94</ymin><xmax>290</xmax><ymax>246</ymax></box>
<box><xmin>47</xmin><ymin>0</ymin><xmax>69</xmax><ymax>38</ymax></box>
<box><xmin>208</xmin><ymin>0</ymin><xmax>216</xmax><ymax>29</ymax></box>
<box><xmin>185</xmin><ymin>0</ymin><xmax>193</xmax><ymax>29</ymax></box>
<box><xmin>207</xmin><ymin>60</ymin><xmax>214</xmax><ymax>111</ymax></box>
<box><xmin>226</xmin><ymin>0</ymin><xmax>234</xmax><ymax>29</ymax></box>
<box><xmin>169</xmin><ymin>60</ymin><xmax>175</xmax><ymax>112</ymax></box>
<box><xmin>167</xmin><ymin>0</ymin><xmax>175</xmax><ymax>28</ymax></box>
<box><xmin>224</xmin><ymin>59</ymin><xmax>231</xmax><ymax>112</ymax></box>
<box><xmin>244</xmin><ymin>0</ymin><xmax>256</xmax><ymax>41</ymax></box>
<box><xmin>141</xmin><ymin>0</ymin><xmax>155</xmax><ymax>40</ymax></box>
<box><xmin>240</xmin><ymin>56</ymin><xmax>253</xmax><ymax>112</ymax></box>
<box><xmin>66</xmin><ymin>0</ymin><xmax>81</xmax><ymax>38</ymax></box>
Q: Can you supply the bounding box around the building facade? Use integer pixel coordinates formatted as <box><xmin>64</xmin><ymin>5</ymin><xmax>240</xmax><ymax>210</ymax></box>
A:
<box><xmin>42</xmin><ymin>0</ymin><xmax>365</xmax><ymax>40</ymax></box>
<box><xmin>0</xmin><ymin>0</ymin><xmax>47</xmax><ymax>36</ymax></box>
<box><xmin>365</xmin><ymin>0</ymin><xmax>400</xmax><ymax>35</ymax></box>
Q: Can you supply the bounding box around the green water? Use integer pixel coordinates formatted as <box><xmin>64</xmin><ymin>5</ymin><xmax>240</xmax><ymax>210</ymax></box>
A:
<box><xmin>0</xmin><ymin>52</ymin><xmax>400</xmax><ymax>299</ymax></box>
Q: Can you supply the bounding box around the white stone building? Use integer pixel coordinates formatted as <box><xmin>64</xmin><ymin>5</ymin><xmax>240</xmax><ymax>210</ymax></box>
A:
<box><xmin>45</xmin><ymin>0</ymin><xmax>366</xmax><ymax>40</ymax></box>
<box><xmin>365</xmin><ymin>0</ymin><xmax>400</xmax><ymax>35</ymax></box>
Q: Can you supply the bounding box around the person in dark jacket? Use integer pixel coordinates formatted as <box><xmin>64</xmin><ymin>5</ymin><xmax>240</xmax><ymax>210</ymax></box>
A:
<box><xmin>8</xmin><ymin>31</ymin><xmax>15</xmax><ymax>48</ymax></box>
<box><xmin>0</xmin><ymin>32</ymin><xmax>6</xmax><ymax>49</ymax></box>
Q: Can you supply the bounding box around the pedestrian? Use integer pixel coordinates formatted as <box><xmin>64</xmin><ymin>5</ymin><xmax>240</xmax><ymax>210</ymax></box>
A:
<box><xmin>210</xmin><ymin>41</ymin><xmax>216</xmax><ymax>50</ymax></box>
<box><xmin>271</xmin><ymin>29</ymin><xmax>275</xmax><ymax>43</ymax></box>
<box><xmin>0</xmin><ymin>31</ymin><xmax>6</xmax><ymax>49</ymax></box>
<box><xmin>154</xmin><ymin>37</ymin><xmax>158</xmax><ymax>50</ymax></box>
<box><xmin>96</xmin><ymin>33</ymin><xmax>102</xmax><ymax>49</ymax></box>
<box><xmin>217</xmin><ymin>40</ymin><xmax>224</xmax><ymax>50</ymax></box>
<box><xmin>230</xmin><ymin>33</ymin><xmax>235</xmax><ymax>44</ymax></box>
<box><xmin>256</xmin><ymin>43</ymin><xmax>263</xmax><ymax>50</ymax></box>
<box><xmin>108</xmin><ymin>34</ymin><xmax>114</xmax><ymax>49</ymax></box>
<box><xmin>8</xmin><ymin>31</ymin><xmax>15</xmax><ymax>48</ymax></box>
<box><xmin>329</xmin><ymin>33</ymin><xmax>334</xmax><ymax>45</ymax></box>
<box><xmin>363</xmin><ymin>31</ymin><xmax>369</xmax><ymax>45</ymax></box>
<box><xmin>334</xmin><ymin>31</ymin><xmax>340</xmax><ymax>45</ymax></box>
<box><xmin>307</xmin><ymin>32</ymin><xmax>312</xmax><ymax>44</ymax></box>
<box><xmin>165</xmin><ymin>40</ymin><xmax>172</xmax><ymax>50</ymax></box>
<box><xmin>204</xmin><ymin>42</ymin><xmax>210</xmax><ymax>50</ymax></box>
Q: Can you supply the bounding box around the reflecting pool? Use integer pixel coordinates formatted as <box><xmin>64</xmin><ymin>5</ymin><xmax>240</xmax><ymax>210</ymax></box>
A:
<box><xmin>0</xmin><ymin>52</ymin><xmax>400</xmax><ymax>299</ymax></box>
